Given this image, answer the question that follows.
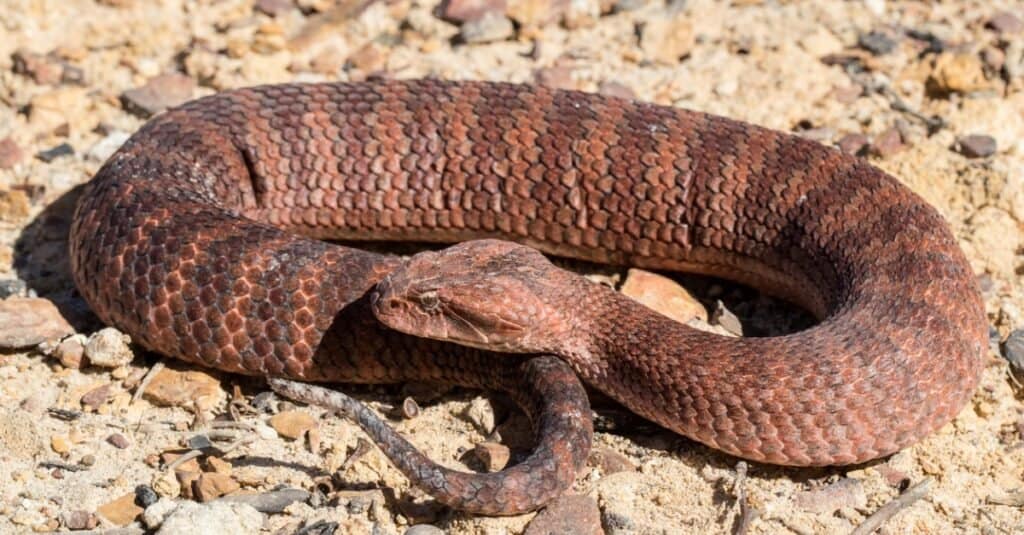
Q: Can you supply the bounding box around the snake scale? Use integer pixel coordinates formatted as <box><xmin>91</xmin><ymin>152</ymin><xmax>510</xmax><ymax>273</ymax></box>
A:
<box><xmin>69</xmin><ymin>79</ymin><xmax>987</xmax><ymax>514</ymax></box>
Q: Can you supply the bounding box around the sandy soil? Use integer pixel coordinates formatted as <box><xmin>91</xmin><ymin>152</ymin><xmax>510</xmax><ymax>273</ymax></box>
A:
<box><xmin>1</xmin><ymin>0</ymin><xmax>1023</xmax><ymax>533</ymax></box>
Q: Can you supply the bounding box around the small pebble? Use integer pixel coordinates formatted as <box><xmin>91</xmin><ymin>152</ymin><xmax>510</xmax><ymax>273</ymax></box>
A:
<box><xmin>268</xmin><ymin>410</ymin><xmax>317</xmax><ymax>440</ymax></box>
<box><xmin>121</xmin><ymin>74</ymin><xmax>196</xmax><ymax>118</ymax></box>
<box><xmin>462</xmin><ymin>397</ymin><xmax>496</xmax><ymax>434</ymax></box>
<box><xmin>858</xmin><ymin>31</ymin><xmax>897</xmax><ymax>55</ymax></box>
<box><xmin>187</xmin><ymin>434</ymin><xmax>214</xmax><ymax>450</ymax></box>
<box><xmin>0</xmin><ymin>137</ymin><xmax>24</xmax><ymax>169</ymax></box>
<box><xmin>54</xmin><ymin>335</ymin><xmax>87</xmax><ymax>369</ymax></box>
<box><xmin>86</xmin><ymin>131</ymin><xmax>131</xmax><ymax>162</ymax></box>
<box><xmin>255</xmin><ymin>0</ymin><xmax>293</xmax><ymax>16</ymax></box>
<box><xmin>837</xmin><ymin>133</ymin><xmax>869</xmax><ymax>155</ymax></box>
<box><xmin>50</xmin><ymin>434</ymin><xmax>71</xmax><ymax>455</ymax></box>
<box><xmin>987</xmin><ymin>11</ymin><xmax>1023</xmax><ymax>34</ymax></box>
<box><xmin>793</xmin><ymin>478</ymin><xmax>866</xmax><ymax>514</ymax></box>
<box><xmin>869</xmin><ymin>127</ymin><xmax>905</xmax><ymax>158</ymax></box>
<box><xmin>1001</xmin><ymin>329</ymin><xmax>1024</xmax><ymax>374</ymax></box>
<box><xmin>533</xmin><ymin>65</ymin><xmax>575</xmax><ymax>90</ymax></box>
<box><xmin>459</xmin><ymin>12</ymin><xmax>514</xmax><ymax>44</ymax></box>
<box><xmin>524</xmin><ymin>494</ymin><xmax>603</xmax><ymax>535</ymax></box>
<box><xmin>405</xmin><ymin>526</ymin><xmax>445</xmax><ymax>535</ymax></box>
<box><xmin>61</xmin><ymin>510</ymin><xmax>93</xmax><ymax>530</ymax></box>
<box><xmin>587</xmin><ymin>446</ymin><xmax>637</xmax><ymax>474</ymax></box>
<box><xmin>35</xmin><ymin>143</ymin><xmax>74</xmax><ymax>162</ymax></box>
<box><xmin>440</xmin><ymin>0</ymin><xmax>506</xmax><ymax>23</ymax></box>
<box><xmin>711</xmin><ymin>300</ymin><xmax>743</xmax><ymax>336</ymax></box>
<box><xmin>399</xmin><ymin>397</ymin><xmax>420</xmax><ymax>419</ymax></box>
<box><xmin>135</xmin><ymin>485</ymin><xmax>160</xmax><ymax>507</ymax></box>
<box><xmin>956</xmin><ymin>135</ymin><xmax>997</xmax><ymax>158</ymax></box>
<box><xmin>80</xmin><ymin>454</ymin><xmax>96</xmax><ymax>467</ymax></box>
<box><xmin>84</xmin><ymin>328</ymin><xmax>133</xmax><ymax>367</ymax></box>
<box><xmin>194</xmin><ymin>472</ymin><xmax>241</xmax><ymax>502</ymax></box>
<box><xmin>81</xmin><ymin>384</ymin><xmax>112</xmax><ymax>410</ymax></box>
<box><xmin>107</xmin><ymin>433</ymin><xmax>130</xmax><ymax>449</ymax></box>
<box><xmin>96</xmin><ymin>492</ymin><xmax>144</xmax><ymax>527</ymax></box>
<box><xmin>598</xmin><ymin>80</ymin><xmax>636</xmax><ymax>99</ymax></box>
<box><xmin>474</xmin><ymin>441</ymin><xmax>511</xmax><ymax>472</ymax></box>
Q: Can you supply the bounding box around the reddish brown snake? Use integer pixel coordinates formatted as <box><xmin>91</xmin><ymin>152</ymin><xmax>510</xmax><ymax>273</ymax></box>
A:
<box><xmin>69</xmin><ymin>79</ymin><xmax>987</xmax><ymax>514</ymax></box>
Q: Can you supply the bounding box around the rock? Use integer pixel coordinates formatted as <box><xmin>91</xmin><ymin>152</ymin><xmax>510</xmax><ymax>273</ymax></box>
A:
<box><xmin>194</xmin><ymin>472</ymin><xmax>241</xmax><ymax>502</ymax></box>
<box><xmin>107</xmin><ymin>433</ymin><xmax>130</xmax><ymax>449</ymax></box>
<box><xmin>11</xmin><ymin>48</ymin><xmax>62</xmax><ymax>85</ymax></box>
<box><xmin>0</xmin><ymin>189</ymin><xmax>31</xmax><ymax>222</ymax></box>
<box><xmin>620</xmin><ymin>268</ymin><xmax>708</xmax><ymax>324</ymax></box>
<box><xmin>347</xmin><ymin>42</ymin><xmax>389</xmax><ymax>73</ymax></box>
<box><xmin>1001</xmin><ymin>329</ymin><xmax>1024</xmax><ymax>375</ymax></box>
<box><xmin>459</xmin><ymin>12</ymin><xmax>514</xmax><ymax>44</ymax></box>
<box><xmin>135</xmin><ymin>485</ymin><xmax>160</xmax><ymax>508</ymax></box>
<box><xmin>793</xmin><ymin>478</ymin><xmax>866</xmax><ymax>514</ymax></box>
<box><xmin>87</xmin><ymin>131</ymin><xmax>131</xmax><ymax>163</ymax></box>
<box><xmin>218</xmin><ymin>488</ymin><xmax>310</xmax><ymax>513</ymax></box>
<box><xmin>144</xmin><ymin>368</ymin><xmax>225</xmax><ymax>412</ymax></box>
<box><xmin>439</xmin><ymin>0</ymin><xmax>506</xmax><ymax>23</ymax></box>
<box><xmin>462</xmin><ymin>397</ymin><xmax>496</xmax><ymax>434</ymax></box>
<box><xmin>799</xmin><ymin>28</ymin><xmax>843</xmax><ymax>57</ymax></box>
<box><xmin>837</xmin><ymin>133</ymin><xmax>869</xmax><ymax>155</ymax></box>
<box><xmin>987</xmin><ymin>11</ymin><xmax>1023</xmax><ymax>34</ymax></box>
<box><xmin>533</xmin><ymin>65</ymin><xmax>575</xmax><ymax>90</ymax></box>
<box><xmin>309</xmin><ymin>46</ymin><xmax>346</xmax><ymax>75</ymax></box>
<box><xmin>507</xmin><ymin>0</ymin><xmax>570</xmax><ymax>28</ymax></box>
<box><xmin>639</xmin><ymin>11</ymin><xmax>694</xmax><ymax>64</ymax></box>
<box><xmin>0</xmin><ymin>137</ymin><xmax>23</xmax><ymax>169</ymax></box>
<box><xmin>564</xmin><ymin>0</ymin><xmax>600</xmax><ymax>29</ymax></box>
<box><xmin>205</xmin><ymin>456</ymin><xmax>233</xmax><ymax>475</ymax></box>
<box><xmin>96</xmin><ymin>492</ymin><xmax>144</xmax><ymax>526</ymax></box>
<box><xmin>710</xmin><ymin>300</ymin><xmax>743</xmax><ymax>336</ymax></box>
<box><xmin>587</xmin><ymin>446</ymin><xmax>636</xmax><ymax>474</ymax></box>
<box><xmin>474</xmin><ymin>442</ymin><xmax>511</xmax><ymax>471</ymax></box>
<box><xmin>84</xmin><ymin>327</ymin><xmax>134</xmax><ymax>368</ymax></box>
<box><xmin>142</xmin><ymin>498</ymin><xmax>178</xmax><ymax>530</ymax></box>
<box><xmin>269</xmin><ymin>410</ymin><xmax>317</xmax><ymax>439</ymax></box>
<box><xmin>0</xmin><ymin>298</ymin><xmax>74</xmax><ymax>348</ymax></box>
<box><xmin>405</xmin><ymin>526</ymin><xmax>445</xmax><ymax>535</ymax></box>
<box><xmin>157</xmin><ymin>501</ymin><xmax>262</xmax><ymax>535</ymax></box>
<box><xmin>54</xmin><ymin>334</ymin><xmax>87</xmax><ymax>368</ymax></box>
<box><xmin>869</xmin><ymin>127</ymin><xmax>905</xmax><ymax>158</ymax></box>
<box><xmin>152</xmin><ymin>471</ymin><xmax>182</xmax><ymax>499</ymax></box>
<box><xmin>51</xmin><ymin>434</ymin><xmax>72</xmax><ymax>455</ymax></box>
<box><xmin>524</xmin><ymin>494</ymin><xmax>602</xmax><ymax>535</ymax></box>
<box><xmin>121</xmin><ymin>74</ymin><xmax>196</xmax><ymax>118</ymax></box>
<box><xmin>36</xmin><ymin>142</ymin><xmax>74</xmax><ymax>162</ymax></box>
<box><xmin>857</xmin><ymin>31</ymin><xmax>897</xmax><ymax>55</ymax></box>
<box><xmin>255</xmin><ymin>0</ymin><xmax>293</xmax><ymax>16</ymax></box>
<box><xmin>81</xmin><ymin>384</ymin><xmax>112</xmax><ymax>410</ymax></box>
<box><xmin>955</xmin><ymin>135</ymin><xmax>997</xmax><ymax>158</ymax></box>
<box><xmin>929</xmin><ymin>52</ymin><xmax>990</xmax><ymax>94</ymax></box>
<box><xmin>598</xmin><ymin>81</ymin><xmax>635</xmax><ymax>99</ymax></box>
<box><xmin>61</xmin><ymin>510</ymin><xmax>94</xmax><ymax>530</ymax></box>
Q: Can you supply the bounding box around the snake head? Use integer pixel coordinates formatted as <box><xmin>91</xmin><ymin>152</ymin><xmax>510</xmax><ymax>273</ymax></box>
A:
<box><xmin>371</xmin><ymin>240</ymin><xmax>572</xmax><ymax>353</ymax></box>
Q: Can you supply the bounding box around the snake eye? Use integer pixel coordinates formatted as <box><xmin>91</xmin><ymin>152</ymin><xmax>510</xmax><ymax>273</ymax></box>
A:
<box><xmin>417</xmin><ymin>291</ymin><xmax>440</xmax><ymax>311</ymax></box>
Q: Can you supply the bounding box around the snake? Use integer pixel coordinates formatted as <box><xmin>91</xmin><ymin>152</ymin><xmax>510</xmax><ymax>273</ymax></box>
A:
<box><xmin>69</xmin><ymin>79</ymin><xmax>987</xmax><ymax>514</ymax></box>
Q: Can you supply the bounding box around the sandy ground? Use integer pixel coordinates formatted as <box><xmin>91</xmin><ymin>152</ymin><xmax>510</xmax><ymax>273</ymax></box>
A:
<box><xmin>1</xmin><ymin>0</ymin><xmax>1023</xmax><ymax>533</ymax></box>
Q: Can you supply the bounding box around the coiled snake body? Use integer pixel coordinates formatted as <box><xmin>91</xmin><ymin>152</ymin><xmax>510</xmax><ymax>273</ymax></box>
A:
<box><xmin>70</xmin><ymin>80</ymin><xmax>986</xmax><ymax>513</ymax></box>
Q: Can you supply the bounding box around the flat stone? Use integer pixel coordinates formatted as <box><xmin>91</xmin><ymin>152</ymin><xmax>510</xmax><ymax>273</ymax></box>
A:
<box><xmin>121</xmin><ymin>74</ymin><xmax>196</xmax><ymax>118</ymax></box>
<box><xmin>858</xmin><ymin>31</ymin><xmax>897</xmax><ymax>55</ymax></box>
<box><xmin>12</xmin><ymin>48</ymin><xmax>62</xmax><ymax>85</ymax></box>
<box><xmin>533</xmin><ymin>65</ymin><xmax>575</xmax><ymax>90</ymax></box>
<box><xmin>459</xmin><ymin>12</ymin><xmax>514</xmax><ymax>44</ymax></box>
<box><xmin>710</xmin><ymin>300</ymin><xmax>743</xmax><ymax>336</ymax></box>
<box><xmin>439</xmin><ymin>0</ymin><xmax>506</xmax><ymax>23</ymax></box>
<box><xmin>81</xmin><ymin>384</ymin><xmax>112</xmax><ymax>410</ymax></box>
<box><xmin>0</xmin><ymin>298</ymin><xmax>74</xmax><ymax>348</ymax></box>
<box><xmin>869</xmin><ymin>127</ymin><xmax>905</xmax><ymax>158</ymax></box>
<box><xmin>268</xmin><ymin>410</ymin><xmax>317</xmax><ymax>439</ymax></box>
<box><xmin>793</xmin><ymin>478</ymin><xmax>866</xmax><ymax>515</ymax></box>
<box><xmin>194</xmin><ymin>472</ymin><xmax>241</xmax><ymax>502</ymax></box>
<box><xmin>96</xmin><ymin>492</ymin><xmax>144</xmax><ymax>527</ymax></box>
<box><xmin>35</xmin><ymin>142</ymin><xmax>74</xmax><ymax>162</ymax></box>
<box><xmin>61</xmin><ymin>510</ymin><xmax>94</xmax><ymax>530</ymax></box>
<box><xmin>987</xmin><ymin>11</ymin><xmax>1023</xmax><ymax>34</ymax></box>
<box><xmin>587</xmin><ymin>446</ymin><xmax>636</xmax><ymax>475</ymax></box>
<box><xmin>0</xmin><ymin>189</ymin><xmax>31</xmax><ymax>222</ymax></box>
<box><xmin>837</xmin><ymin>133</ymin><xmax>869</xmax><ymax>155</ymax></box>
<box><xmin>0</xmin><ymin>137</ymin><xmax>23</xmax><ymax>169</ymax></box>
<box><xmin>597</xmin><ymin>81</ymin><xmax>636</xmax><ymax>99</ymax></box>
<box><xmin>956</xmin><ymin>135</ymin><xmax>997</xmax><ymax>158</ymax></box>
<box><xmin>86</xmin><ymin>131</ymin><xmax>131</xmax><ymax>162</ymax></box>
<box><xmin>405</xmin><ymin>525</ymin><xmax>445</xmax><ymax>535</ymax></box>
<box><xmin>157</xmin><ymin>501</ymin><xmax>262</xmax><ymax>535</ymax></box>
<box><xmin>621</xmin><ymin>268</ymin><xmax>708</xmax><ymax>324</ymax></box>
<box><xmin>524</xmin><ymin>494</ymin><xmax>602</xmax><ymax>535</ymax></box>
<box><xmin>144</xmin><ymin>368</ymin><xmax>225</xmax><ymax>412</ymax></box>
